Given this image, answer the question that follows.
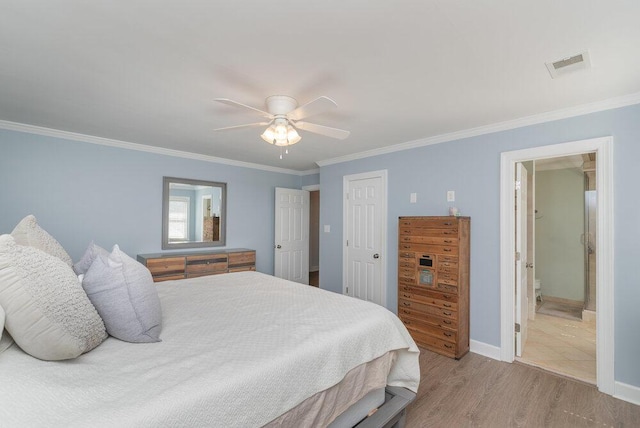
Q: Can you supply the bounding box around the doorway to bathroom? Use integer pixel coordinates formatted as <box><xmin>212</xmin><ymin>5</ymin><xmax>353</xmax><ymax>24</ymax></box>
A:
<box><xmin>500</xmin><ymin>136</ymin><xmax>614</xmax><ymax>395</ymax></box>
<box><xmin>516</xmin><ymin>154</ymin><xmax>597</xmax><ymax>384</ymax></box>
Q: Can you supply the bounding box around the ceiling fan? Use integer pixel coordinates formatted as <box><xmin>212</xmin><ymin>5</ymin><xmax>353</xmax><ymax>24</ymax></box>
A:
<box><xmin>213</xmin><ymin>95</ymin><xmax>350</xmax><ymax>155</ymax></box>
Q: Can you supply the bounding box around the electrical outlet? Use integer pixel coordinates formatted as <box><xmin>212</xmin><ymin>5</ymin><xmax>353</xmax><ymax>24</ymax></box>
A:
<box><xmin>323</xmin><ymin>225</ymin><xmax>331</xmax><ymax>233</ymax></box>
<box><xmin>447</xmin><ymin>190</ymin><xmax>455</xmax><ymax>202</ymax></box>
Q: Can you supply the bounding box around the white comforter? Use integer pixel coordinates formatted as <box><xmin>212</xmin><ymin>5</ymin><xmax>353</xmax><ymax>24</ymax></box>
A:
<box><xmin>0</xmin><ymin>271</ymin><xmax>419</xmax><ymax>427</ymax></box>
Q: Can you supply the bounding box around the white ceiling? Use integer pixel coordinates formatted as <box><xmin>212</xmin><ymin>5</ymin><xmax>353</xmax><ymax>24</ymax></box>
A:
<box><xmin>1</xmin><ymin>1</ymin><xmax>640</xmax><ymax>171</ymax></box>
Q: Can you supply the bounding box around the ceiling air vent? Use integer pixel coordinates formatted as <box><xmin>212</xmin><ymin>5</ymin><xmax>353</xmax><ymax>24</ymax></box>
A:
<box><xmin>545</xmin><ymin>51</ymin><xmax>591</xmax><ymax>79</ymax></box>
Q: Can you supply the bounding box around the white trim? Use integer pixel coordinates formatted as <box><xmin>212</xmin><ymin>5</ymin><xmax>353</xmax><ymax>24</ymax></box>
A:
<box><xmin>317</xmin><ymin>91</ymin><xmax>640</xmax><ymax>167</ymax></box>
<box><xmin>0</xmin><ymin>119</ymin><xmax>316</xmax><ymax>176</ymax></box>
<box><xmin>614</xmin><ymin>381</ymin><xmax>640</xmax><ymax>406</ymax></box>
<box><xmin>499</xmin><ymin>137</ymin><xmax>614</xmax><ymax>395</ymax></box>
<box><xmin>470</xmin><ymin>340</ymin><xmax>501</xmax><ymax>361</ymax></box>
<box><xmin>342</xmin><ymin>170</ymin><xmax>388</xmax><ymax>307</ymax></box>
<box><xmin>299</xmin><ymin>168</ymin><xmax>320</xmax><ymax>176</ymax></box>
<box><xmin>302</xmin><ymin>184</ymin><xmax>320</xmax><ymax>191</ymax></box>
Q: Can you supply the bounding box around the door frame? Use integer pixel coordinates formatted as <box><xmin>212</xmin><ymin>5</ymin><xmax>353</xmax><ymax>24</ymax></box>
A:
<box><xmin>499</xmin><ymin>136</ymin><xmax>614</xmax><ymax>394</ymax></box>
<box><xmin>342</xmin><ymin>169</ymin><xmax>388</xmax><ymax>305</ymax></box>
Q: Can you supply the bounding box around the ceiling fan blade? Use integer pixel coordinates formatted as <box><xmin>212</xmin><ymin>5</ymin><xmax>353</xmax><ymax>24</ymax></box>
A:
<box><xmin>294</xmin><ymin>121</ymin><xmax>350</xmax><ymax>140</ymax></box>
<box><xmin>214</xmin><ymin>98</ymin><xmax>273</xmax><ymax>119</ymax></box>
<box><xmin>213</xmin><ymin>122</ymin><xmax>270</xmax><ymax>132</ymax></box>
<box><xmin>287</xmin><ymin>96</ymin><xmax>338</xmax><ymax>121</ymax></box>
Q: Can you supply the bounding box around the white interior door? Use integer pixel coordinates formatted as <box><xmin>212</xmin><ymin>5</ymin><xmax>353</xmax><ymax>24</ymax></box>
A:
<box><xmin>515</xmin><ymin>162</ymin><xmax>529</xmax><ymax>357</ymax></box>
<box><xmin>344</xmin><ymin>172</ymin><xmax>386</xmax><ymax>306</ymax></box>
<box><xmin>274</xmin><ymin>188</ymin><xmax>309</xmax><ymax>284</ymax></box>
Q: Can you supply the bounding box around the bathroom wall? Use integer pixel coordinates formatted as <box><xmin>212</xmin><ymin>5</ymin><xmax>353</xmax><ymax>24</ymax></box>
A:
<box><xmin>535</xmin><ymin>167</ymin><xmax>585</xmax><ymax>302</ymax></box>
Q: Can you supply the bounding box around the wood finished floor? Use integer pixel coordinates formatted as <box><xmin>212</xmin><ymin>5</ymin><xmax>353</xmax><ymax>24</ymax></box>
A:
<box><xmin>405</xmin><ymin>348</ymin><xmax>639</xmax><ymax>427</ymax></box>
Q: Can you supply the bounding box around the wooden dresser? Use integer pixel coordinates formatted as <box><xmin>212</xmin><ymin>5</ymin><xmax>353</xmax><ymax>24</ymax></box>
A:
<box><xmin>397</xmin><ymin>216</ymin><xmax>470</xmax><ymax>359</ymax></box>
<box><xmin>137</xmin><ymin>248</ymin><xmax>256</xmax><ymax>282</ymax></box>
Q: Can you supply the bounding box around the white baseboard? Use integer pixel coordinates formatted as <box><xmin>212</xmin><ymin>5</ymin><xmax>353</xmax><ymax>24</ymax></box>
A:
<box><xmin>470</xmin><ymin>340</ymin><xmax>501</xmax><ymax>361</ymax></box>
<box><xmin>615</xmin><ymin>381</ymin><xmax>640</xmax><ymax>406</ymax></box>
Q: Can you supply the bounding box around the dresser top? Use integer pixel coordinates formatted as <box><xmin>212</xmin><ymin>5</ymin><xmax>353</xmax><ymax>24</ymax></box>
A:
<box><xmin>137</xmin><ymin>248</ymin><xmax>254</xmax><ymax>260</ymax></box>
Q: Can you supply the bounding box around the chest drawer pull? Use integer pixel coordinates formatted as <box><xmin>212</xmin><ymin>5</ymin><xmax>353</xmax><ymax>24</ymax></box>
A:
<box><xmin>444</xmin><ymin>344</ymin><xmax>453</xmax><ymax>349</ymax></box>
<box><xmin>403</xmin><ymin>302</ymin><xmax>411</xmax><ymax>307</ymax></box>
<box><xmin>443</xmin><ymin>303</ymin><xmax>452</xmax><ymax>308</ymax></box>
<box><xmin>443</xmin><ymin>248</ymin><xmax>452</xmax><ymax>252</ymax></box>
<box><xmin>443</xmin><ymin>320</ymin><xmax>452</xmax><ymax>324</ymax></box>
<box><xmin>444</xmin><ymin>332</ymin><xmax>453</xmax><ymax>337</ymax></box>
<box><xmin>403</xmin><ymin>294</ymin><xmax>411</xmax><ymax>298</ymax></box>
<box><xmin>443</xmin><ymin>311</ymin><xmax>452</xmax><ymax>316</ymax></box>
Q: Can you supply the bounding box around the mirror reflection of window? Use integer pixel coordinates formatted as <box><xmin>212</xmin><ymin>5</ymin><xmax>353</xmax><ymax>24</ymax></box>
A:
<box><xmin>169</xmin><ymin>196</ymin><xmax>189</xmax><ymax>241</ymax></box>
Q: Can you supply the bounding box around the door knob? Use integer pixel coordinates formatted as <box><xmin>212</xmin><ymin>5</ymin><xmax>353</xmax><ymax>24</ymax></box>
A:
<box><xmin>373</xmin><ymin>253</ymin><xmax>380</xmax><ymax>259</ymax></box>
<box><xmin>276</xmin><ymin>244</ymin><xmax>282</xmax><ymax>249</ymax></box>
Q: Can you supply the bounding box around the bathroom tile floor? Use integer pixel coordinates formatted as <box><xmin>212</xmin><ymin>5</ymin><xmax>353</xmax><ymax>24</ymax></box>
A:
<box><xmin>517</xmin><ymin>313</ymin><xmax>596</xmax><ymax>384</ymax></box>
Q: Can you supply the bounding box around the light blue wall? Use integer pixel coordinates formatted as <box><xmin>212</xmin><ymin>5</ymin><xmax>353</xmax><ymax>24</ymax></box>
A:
<box><xmin>0</xmin><ymin>129</ymin><xmax>300</xmax><ymax>273</ymax></box>
<box><xmin>301</xmin><ymin>173</ymin><xmax>320</xmax><ymax>187</ymax></box>
<box><xmin>319</xmin><ymin>103</ymin><xmax>640</xmax><ymax>387</ymax></box>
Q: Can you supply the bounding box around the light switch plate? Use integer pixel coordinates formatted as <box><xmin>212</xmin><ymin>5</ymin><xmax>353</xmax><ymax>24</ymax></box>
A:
<box><xmin>410</xmin><ymin>192</ymin><xmax>417</xmax><ymax>203</ymax></box>
<box><xmin>323</xmin><ymin>225</ymin><xmax>331</xmax><ymax>233</ymax></box>
<box><xmin>447</xmin><ymin>190</ymin><xmax>455</xmax><ymax>202</ymax></box>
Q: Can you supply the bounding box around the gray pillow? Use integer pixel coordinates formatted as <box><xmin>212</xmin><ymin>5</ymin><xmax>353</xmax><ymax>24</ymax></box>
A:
<box><xmin>73</xmin><ymin>241</ymin><xmax>109</xmax><ymax>275</ymax></box>
<box><xmin>82</xmin><ymin>245</ymin><xmax>162</xmax><ymax>343</ymax></box>
<box><xmin>0</xmin><ymin>235</ymin><xmax>107</xmax><ymax>360</ymax></box>
<box><xmin>11</xmin><ymin>215</ymin><xmax>73</xmax><ymax>267</ymax></box>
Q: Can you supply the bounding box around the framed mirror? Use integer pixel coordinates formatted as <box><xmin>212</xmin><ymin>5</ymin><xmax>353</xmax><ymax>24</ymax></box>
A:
<box><xmin>162</xmin><ymin>177</ymin><xmax>226</xmax><ymax>249</ymax></box>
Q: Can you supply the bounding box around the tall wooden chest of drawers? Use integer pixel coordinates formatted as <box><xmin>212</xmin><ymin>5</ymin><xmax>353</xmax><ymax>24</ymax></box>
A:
<box><xmin>397</xmin><ymin>216</ymin><xmax>470</xmax><ymax>359</ymax></box>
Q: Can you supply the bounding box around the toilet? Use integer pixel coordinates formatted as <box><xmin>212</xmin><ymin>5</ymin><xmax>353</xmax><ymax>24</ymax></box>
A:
<box><xmin>535</xmin><ymin>279</ymin><xmax>542</xmax><ymax>303</ymax></box>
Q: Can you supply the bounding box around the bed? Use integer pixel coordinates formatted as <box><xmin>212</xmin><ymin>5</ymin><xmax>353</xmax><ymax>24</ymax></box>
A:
<box><xmin>0</xmin><ymin>271</ymin><xmax>420</xmax><ymax>427</ymax></box>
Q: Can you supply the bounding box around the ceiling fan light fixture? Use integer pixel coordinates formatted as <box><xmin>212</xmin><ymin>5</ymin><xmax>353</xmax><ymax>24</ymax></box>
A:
<box><xmin>260</xmin><ymin>125</ymin><xmax>276</xmax><ymax>144</ymax></box>
<box><xmin>287</xmin><ymin>125</ymin><xmax>301</xmax><ymax>145</ymax></box>
<box><xmin>261</xmin><ymin>120</ymin><xmax>301</xmax><ymax>147</ymax></box>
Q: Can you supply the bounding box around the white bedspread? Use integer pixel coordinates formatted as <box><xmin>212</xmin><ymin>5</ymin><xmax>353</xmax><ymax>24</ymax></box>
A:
<box><xmin>0</xmin><ymin>271</ymin><xmax>419</xmax><ymax>427</ymax></box>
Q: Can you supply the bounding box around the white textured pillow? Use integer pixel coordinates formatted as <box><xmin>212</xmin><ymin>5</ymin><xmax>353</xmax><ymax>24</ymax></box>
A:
<box><xmin>73</xmin><ymin>241</ymin><xmax>109</xmax><ymax>275</ymax></box>
<box><xmin>0</xmin><ymin>235</ymin><xmax>107</xmax><ymax>360</ymax></box>
<box><xmin>11</xmin><ymin>215</ymin><xmax>73</xmax><ymax>267</ymax></box>
<box><xmin>0</xmin><ymin>302</ymin><xmax>12</xmax><ymax>354</ymax></box>
<box><xmin>83</xmin><ymin>245</ymin><xmax>162</xmax><ymax>343</ymax></box>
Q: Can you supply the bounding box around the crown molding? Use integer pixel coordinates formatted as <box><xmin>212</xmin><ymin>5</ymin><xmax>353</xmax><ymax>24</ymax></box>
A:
<box><xmin>0</xmin><ymin>119</ymin><xmax>310</xmax><ymax>176</ymax></box>
<box><xmin>316</xmin><ymin>91</ymin><xmax>640</xmax><ymax>167</ymax></box>
<box><xmin>299</xmin><ymin>168</ymin><xmax>319</xmax><ymax>176</ymax></box>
